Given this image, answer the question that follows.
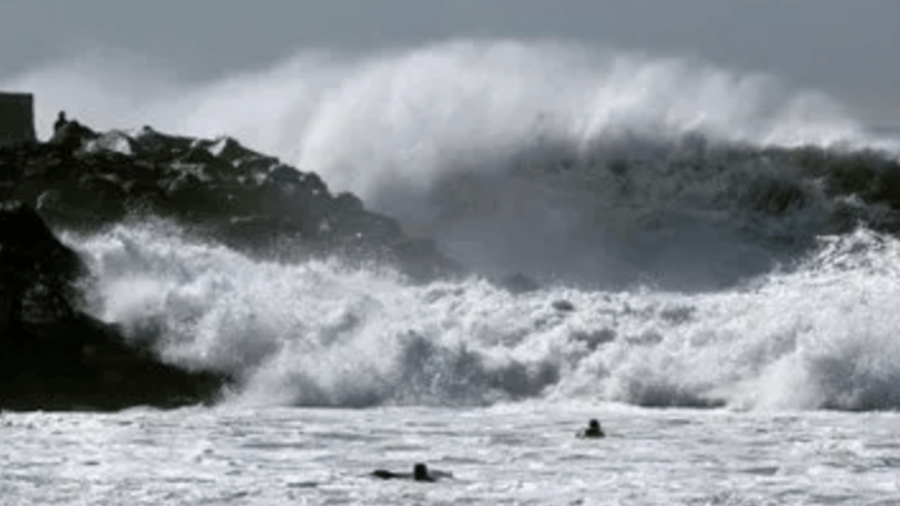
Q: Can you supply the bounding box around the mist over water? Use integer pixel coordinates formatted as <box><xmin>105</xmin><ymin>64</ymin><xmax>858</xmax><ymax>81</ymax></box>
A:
<box><xmin>9</xmin><ymin>41</ymin><xmax>894</xmax><ymax>285</ymax></box>
<box><xmin>8</xmin><ymin>39</ymin><xmax>900</xmax><ymax>410</ymax></box>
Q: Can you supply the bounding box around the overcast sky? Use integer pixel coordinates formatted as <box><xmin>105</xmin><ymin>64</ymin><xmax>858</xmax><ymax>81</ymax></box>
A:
<box><xmin>2</xmin><ymin>0</ymin><xmax>898</xmax><ymax>123</ymax></box>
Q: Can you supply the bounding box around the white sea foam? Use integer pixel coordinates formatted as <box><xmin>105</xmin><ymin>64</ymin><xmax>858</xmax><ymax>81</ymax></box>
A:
<box><xmin>63</xmin><ymin>222</ymin><xmax>900</xmax><ymax>412</ymax></box>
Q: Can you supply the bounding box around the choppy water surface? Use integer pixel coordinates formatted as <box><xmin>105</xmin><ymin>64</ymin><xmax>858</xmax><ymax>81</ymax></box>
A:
<box><xmin>2</xmin><ymin>404</ymin><xmax>898</xmax><ymax>505</ymax></box>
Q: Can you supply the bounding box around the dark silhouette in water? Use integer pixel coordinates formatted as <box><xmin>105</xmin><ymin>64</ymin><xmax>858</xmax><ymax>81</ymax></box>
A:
<box><xmin>371</xmin><ymin>463</ymin><xmax>450</xmax><ymax>482</ymax></box>
<box><xmin>577</xmin><ymin>419</ymin><xmax>606</xmax><ymax>438</ymax></box>
<box><xmin>413</xmin><ymin>463</ymin><xmax>432</xmax><ymax>482</ymax></box>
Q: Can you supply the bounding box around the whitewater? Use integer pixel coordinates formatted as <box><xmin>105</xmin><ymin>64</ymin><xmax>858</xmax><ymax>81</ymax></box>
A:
<box><xmin>3</xmin><ymin>40</ymin><xmax>900</xmax><ymax>504</ymax></box>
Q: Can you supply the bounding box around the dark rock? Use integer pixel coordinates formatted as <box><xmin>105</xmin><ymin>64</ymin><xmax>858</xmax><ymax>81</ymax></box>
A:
<box><xmin>130</xmin><ymin>126</ymin><xmax>194</xmax><ymax>161</ymax></box>
<box><xmin>82</xmin><ymin>129</ymin><xmax>138</xmax><ymax>156</ymax></box>
<box><xmin>0</xmin><ymin>119</ymin><xmax>460</xmax><ymax>280</ymax></box>
<box><xmin>333</xmin><ymin>191</ymin><xmax>364</xmax><ymax>214</ymax></box>
<box><xmin>48</xmin><ymin>120</ymin><xmax>98</xmax><ymax>152</ymax></box>
<box><xmin>0</xmin><ymin>202</ymin><xmax>229</xmax><ymax>411</ymax></box>
<box><xmin>0</xmin><ymin>116</ymin><xmax>467</xmax><ymax>410</ymax></box>
<box><xmin>203</xmin><ymin>136</ymin><xmax>261</xmax><ymax>164</ymax></box>
<box><xmin>0</xmin><ymin>200</ymin><xmax>85</xmax><ymax>287</ymax></box>
<box><xmin>266</xmin><ymin>163</ymin><xmax>302</xmax><ymax>184</ymax></box>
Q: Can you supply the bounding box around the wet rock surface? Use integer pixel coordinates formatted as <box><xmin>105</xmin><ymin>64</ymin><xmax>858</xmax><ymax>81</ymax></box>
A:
<box><xmin>0</xmin><ymin>202</ymin><xmax>226</xmax><ymax>411</ymax></box>
<box><xmin>2</xmin><ymin>120</ymin><xmax>459</xmax><ymax>281</ymax></box>
<box><xmin>0</xmin><ymin>119</ymin><xmax>463</xmax><ymax>410</ymax></box>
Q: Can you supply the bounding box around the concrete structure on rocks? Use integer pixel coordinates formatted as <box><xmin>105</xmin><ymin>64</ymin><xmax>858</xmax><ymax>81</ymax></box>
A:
<box><xmin>0</xmin><ymin>92</ymin><xmax>36</xmax><ymax>147</ymax></box>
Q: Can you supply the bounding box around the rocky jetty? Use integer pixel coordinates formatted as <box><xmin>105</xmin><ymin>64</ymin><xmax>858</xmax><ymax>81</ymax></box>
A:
<box><xmin>0</xmin><ymin>202</ymin><xmax>226</xmax><ymax>410</ymax></box>
<box><xmin>1</xmin><ymin>118</ymin><xmax>458</xmax><ymax>280</ymax></box>
<box><xmin>0</xmin><ymin>117</ymin><xmax>459</xmax><ymax>411</ymax></box>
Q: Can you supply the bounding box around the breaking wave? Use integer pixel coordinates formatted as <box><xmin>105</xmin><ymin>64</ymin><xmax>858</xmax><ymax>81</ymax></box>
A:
<box><xmin>8</xmin><ymin>38</ymin><xmax>900</xmax><ymax>411</ymax></box>
<box><xmin>64</xmin><ymin>223</ymin><xmax>900</xmax><ymax>411</ymax></box>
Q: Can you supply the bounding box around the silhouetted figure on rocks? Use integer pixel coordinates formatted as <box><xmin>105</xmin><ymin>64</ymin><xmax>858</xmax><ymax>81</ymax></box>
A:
<box><xmin>53</xmin><ymin>111</ymin><xmax>68</xmax><ymax>133</ymax></box>
<box><xmin>48</xmin><ymin>112</ymin><xmax>97</xmax><ymax>153</ymax></box>
<box><xmin>371</xmin><ymin>463</ymin><xmax>449</xmax><ymax>482</ymax></box>
<box><xmin>577</xmin><ymin>419</ymin><xmax>606</xmax><ymax>438</ymax></box>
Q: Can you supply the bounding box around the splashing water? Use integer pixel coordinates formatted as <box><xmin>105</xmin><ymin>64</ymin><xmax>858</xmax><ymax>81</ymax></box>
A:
<box><xmin>8</xmin><ymin>39</ymin><xmax>900</xmax><ymax>410</ymax></box>
<box><xmin>60</xmin><ymin>222</ymin><xmax>900</xmax><ymax>412</ymax></box>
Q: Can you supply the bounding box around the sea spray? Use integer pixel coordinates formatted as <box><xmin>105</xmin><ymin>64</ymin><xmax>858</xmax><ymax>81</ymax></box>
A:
<box><xmin>8</xmin><ymin>40</ymin><xmax>898</xmax><ymax>289</ymax></box>
<box><xmin>65</xmin><ymin>222</ymin><xmax>900</xmax><ymax>411</ymax></box>
<box><xmin>11</xmin><ymin>38</ymin><xmax>900</xmax><ymax>410</ymax></box>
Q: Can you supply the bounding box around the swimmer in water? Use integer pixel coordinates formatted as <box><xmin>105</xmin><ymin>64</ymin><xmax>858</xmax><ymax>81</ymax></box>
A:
<box><xmin>577</xmin><ymin>418</ymin><xmax>605</xmax><ymax>438</ymax></box>
<box><xmin>371</xmin><ymin>463</ymin><xmax>449</xmax><ymax>482</ymax></box>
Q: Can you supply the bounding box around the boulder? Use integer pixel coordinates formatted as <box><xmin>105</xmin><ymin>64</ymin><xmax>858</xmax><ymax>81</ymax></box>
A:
<box><xmin>48</xmin><ymin>119</ymin><xmax>98</xmax><ymax>152</ymax></box>
<box><xmin>0</xmin><ymin>202</ymin><xmax>229</xmax><ymax>411</ymax></box>
<box><xmin>0</xmin><ymin>118</ymin><xmax>461</xmax><ymax>279</ymax></box>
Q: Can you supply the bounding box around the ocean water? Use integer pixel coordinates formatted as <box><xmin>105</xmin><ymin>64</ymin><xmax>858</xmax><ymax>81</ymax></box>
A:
<box><xmin>3</xmin><ymin>40</ymin><xmax>900</xmax><ymax>504</ymax></box>
<box><xmin>2</xmin><ymin>405</ymin><xmax>899</xmax><ymax>505</ymax></box>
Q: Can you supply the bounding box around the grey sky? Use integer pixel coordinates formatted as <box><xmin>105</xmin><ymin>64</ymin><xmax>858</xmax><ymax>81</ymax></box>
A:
<box><xmin>1</xmin><ymin>0</ymin><xmax>898</xmax><ymax>123</ymax></box>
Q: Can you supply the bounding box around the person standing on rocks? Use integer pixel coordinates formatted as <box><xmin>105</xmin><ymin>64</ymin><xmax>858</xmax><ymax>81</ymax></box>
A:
<box><xmin>53</xmin><ymin>111</ymin><xmax>68</xmax><ymax>133</ymax></box>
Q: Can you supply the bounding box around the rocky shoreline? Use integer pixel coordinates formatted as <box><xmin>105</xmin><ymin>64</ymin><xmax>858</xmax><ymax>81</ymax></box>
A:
<box><xmin>0</xmin><ymin>118</ymin><xmax>459</xmax><ymax>411</ymax></box>
<box><xmin>0</xmin><ymin>201</ymin><xmax>226</xmax><ymax>410</ymax></box>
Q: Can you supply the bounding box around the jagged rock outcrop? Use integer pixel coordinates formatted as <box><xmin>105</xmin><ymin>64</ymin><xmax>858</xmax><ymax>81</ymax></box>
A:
<box><xmin>1</xmin><ymin>120</ymin><xmax>459</xmax><ymax>281</ymax></box>
<box><xmin>0</xmin><ymin>117</ymin><xmax>465</xmax><ymax>411</ymax></box>
<box><xmin>0</xmin><ymin>202</ymin><xmax>227</xmax><ymax>411</ymax></box>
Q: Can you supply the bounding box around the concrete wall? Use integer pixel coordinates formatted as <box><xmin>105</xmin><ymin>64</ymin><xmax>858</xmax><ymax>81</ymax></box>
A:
<box><xmin>0</xmin><ymin>93</ymin><xmax>36</xmax><ymax>147</ymax></box>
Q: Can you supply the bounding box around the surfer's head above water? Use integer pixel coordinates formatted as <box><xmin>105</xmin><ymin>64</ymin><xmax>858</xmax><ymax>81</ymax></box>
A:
<box><xmin>413</xmin><ymin>463</ymin><xmax>431</xmax><ymax>482</ymax></box>
<box><xmin>579</xmin><ymin>418</ymin><xmax>605</xmax><ymax>438</ymax></box>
